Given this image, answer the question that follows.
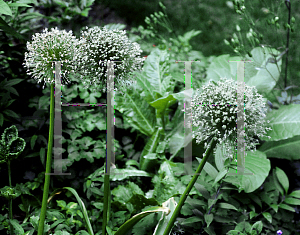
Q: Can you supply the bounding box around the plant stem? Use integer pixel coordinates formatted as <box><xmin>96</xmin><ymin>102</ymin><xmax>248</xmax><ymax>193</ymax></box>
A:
<box><xmin>7</xmin><ymin>160</ymin><xmax>13</xmax><ymax>235</ymax></box>
<box><xmin>102</xmin><ymin>174</ymin><xmax>110</xmax><ymax>235</ymax></box>
<box><xmin>38</xmin><ymin>82</ymin><xmax>55</xmax><ymax>235</ymax></box>
<box><xmin>284</xmin><ymin>0</ymin><xmax>291</xmax><ymax>89</ymax></box>
<box><xmin>102</xmin><ymin>73</ymin><xmax>114</xmax><ymax>235</ymax></box>
<box><xmin>163</xmin><ymin>137</ymin><xmax>217</xmax><ymax>235</ymax></box>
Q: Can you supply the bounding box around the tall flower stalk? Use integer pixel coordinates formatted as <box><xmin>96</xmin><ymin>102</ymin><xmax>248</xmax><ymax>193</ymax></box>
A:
<box><xmin>23</xmin><ymin>27</ymin><xmax>80</xmax><ymax>235</ymax></box>
<box><xmin>163</xmin><ymin>77</ymin><xmax>272</xmax><ymax>235</ymax></box>
<box><xmin>74</xmin><ymin>25</ymin><xmax>145</xmax><ymax>235</ymax></box>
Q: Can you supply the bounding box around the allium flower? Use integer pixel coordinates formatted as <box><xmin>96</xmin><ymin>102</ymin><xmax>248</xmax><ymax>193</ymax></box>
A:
<box><xmin>74</xmin><ymin>26</ymin><xmax>145</xmax><ymax>95</ymax></box>
<box><xmin>183</xmin><ymin>77</ymin><xmax>272</xmax><ymax>159</ymax></box>
<box><xmin>23</xmin><ymin>27</ymin><xmax>80</xmax><ymax>88</ymax></box>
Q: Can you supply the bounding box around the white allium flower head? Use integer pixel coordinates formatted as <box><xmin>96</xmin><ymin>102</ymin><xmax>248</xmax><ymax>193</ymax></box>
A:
<box><xmin>74</xmin><ymin>26</ymin><xmax>145</xmax><ymax>95</ymax></box>
<box><xmin>183</xmin><ymin>77</ymin><xmax>272</xmax><ymax>159</ymax></box>
<box><xmin>23</xmin><ymin>27</ymin><xmax>80</xmax><ymax>88</ymax></box>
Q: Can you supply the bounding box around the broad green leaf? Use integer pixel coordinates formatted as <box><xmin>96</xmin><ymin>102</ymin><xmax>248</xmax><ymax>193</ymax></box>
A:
<box><xmin>212</xmin><ymin>169</ymin><xmax>228</xmax><ymax>187</ymax></box>
<box><xmin>204</xmin><ymin>47</ymin><xmax>282</xmax><ymax>97</ymax></box>
<box><xmin>194</xmin><ymin>183</ymin><xmax>210</xmax><ymax>200</ymax></box>
<box><xmin>288</xmin><ymin>190</ymin><xmax>300</xmax><ymax>199</ymax></box>
<box><xmin>278</xmin><ymin>203</ymin><xmax>295</xmax><ymax>212</ymax></box>
<box><xmin>137</xmin><ymin>48</ymin><xmax>172</xmax><ymax>97</ymax></box>
<box><xmin>262</xmin><ymin>212</ymin><xmax>272</xmax><ymax>223</ymax></box>
<box><xmin>283</xmin><ymin>197</ymin><xmax>300</xmax><ymax>206</ymax></box>
<box><xmin>30</xmin><ymin>135</ymin><xmax>37</xmax><ymax>150</ymax></box>
<box><xmin>217</xmin><ymin>203</ymin><xmax>238</xmax><ymax>211</ymax></box>
<box><xmin>0</xmin><ymin>17</ymin><xmax>26</xmax><ymax>40</ymax></box>
<box><xmin>149</xmin><ymin>94</ymin><xmax>177</xmax><ymax>119</ymax></box>
<box><xmin>243</xmin><ymin>47</ymin><xmax>282</xmax><ymax>96</ymax></box>
<box><xmin>275</xmin><ymin>167</ymin><xmax>289</xmax><ymax>195</ymax></box>
<box><xmin>269</xmin><ymin>204</ymin><xmax>278</xmax><ymax>213</ymax></box>
<box><xmin>261</xmin><ymin>104</ymin><xmax>300</xmax><ymax>141</ymax></box>
<box><xmin>9</xmin><ymin>219</ymin><xmax>24</xmax><ymax>235</ymax></box>
<box><xmin>223</xmin><ymin>150</ymin><xmax>271</xmax><ymax>193</ymax></box>
<box><xmin>8</xmin><ymin>3</ymin><xmax>32</xmax><ymax>8</ymax></box>
<box><xmin>272</xmin><ymin>169</ymin><xmax>285</xmax><ymax>196</ymax></box>
<box><xmin>47</xmin><ymin>187</ymin><xmax>94</xmax><ymax>235</ymax></box>
<box><xmin>204</xmin><ymin>214</ymin><xmax>213</xmax><ymax>227</ymax></box>
<box><xmin>196</xmin><ymin>157</ymin><xmax>218</xmax><ymax>179</ymax></box>
<box><xmin>0</xmin><ymin>0</ymin><xmax>13</xmax><ymax>16</ymax></box>
<box><xmin>260</xmin><ymin>135</ymin><xmax>300</xmax><ymax>160</ymax></box>
<box><xmin>114</xmin><ymin>206</ymin><xmax>171</xmax><ymax>235</ymax></box>
<box><xmin>109</xmin><ymin>168</ymin><xmax>151</xmax><ymax>181</ymax></box>
<box><xmin>114</xmin><ymin>89</ymin><xmax>155</xmax><ymax>136</ymax></box>
<box><xmin>3</xmin><ymin>78</ymin><xmax>23</xmax><ymax>87</ymax></box>
<box><xmin>250</xmin><ymin>221</ymin><xmax>263</xmax><ymax>234</ymax></box>
<box><xmin>3</xmin><ymin>109</ymin><xmax>19</xmax><ymax>119</ymax></box>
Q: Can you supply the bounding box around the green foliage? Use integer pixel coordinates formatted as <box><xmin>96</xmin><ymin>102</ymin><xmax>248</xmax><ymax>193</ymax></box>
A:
<box><xmin>1</xmin><ymin>0</ymin><xmax>300</xmax><ymax>234</ymax></box>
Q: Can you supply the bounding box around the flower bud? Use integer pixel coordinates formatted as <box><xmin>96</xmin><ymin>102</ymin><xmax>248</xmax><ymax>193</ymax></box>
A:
<box><xmin>236</xmin><ymin>25</ymin><xmax>241</xmax><ymax>32</ymax></box>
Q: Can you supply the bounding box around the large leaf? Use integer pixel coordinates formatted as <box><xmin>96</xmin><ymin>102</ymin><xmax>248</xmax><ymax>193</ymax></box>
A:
<box><xmin>261</xmin><ymin>104</ymin><xmax>300</xmax><ymax>141</ymax></box>
<box><xmin>204</xmin><ymin>47</ymin><xmax>282</xmax><ymax>97</ymax></box>
<box><xmin>114</xmin><ymin>88</ymin><xmax>156</xmax><ymax>136</ymax></box>
<box><xmin>223</xmin><ymin>150</ymin><xmax>271</xmax><ymax>193</ymax></box>
<box><xmin>243</xmin><ymin>47</ymin><xmax>282</xmax><ymax>96</ymax></box>
<box><xmin>259</xmin><ymin>135</ymin><xmax>300</xmax><ymax>160</ymax></box>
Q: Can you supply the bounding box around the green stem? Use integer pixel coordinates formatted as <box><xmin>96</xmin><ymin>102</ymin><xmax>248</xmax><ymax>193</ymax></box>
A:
<box><xmin>7</xmin><ymin>160</ymin><xmax>13</xmax><ymax>235</ymax></box>
<box><xmin>102</xmin><ymin>174</ymin><xmax>110</xmax><ymax>235</ymax></box>
<box><xmin>37</xmin><ymin>82</ymin><xmax>55</xmax><ymax>235</ymax></box>
<box><xmin>162</xmin><ymin>137</ymin><xmax>217</xmax><ymax>235</ymax></box>
<box><xmin>102</xmin><ymin>80</ymin><xmax>113</xmax><ymax>235</ymax></box>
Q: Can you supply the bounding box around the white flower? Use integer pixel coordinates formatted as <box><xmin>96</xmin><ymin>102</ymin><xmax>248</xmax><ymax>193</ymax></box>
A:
<box><xmin>73</xmin><ymin>26</ymin><xmax>145</xmax><ymax>95</ymax></box>
<box><xmin>23</xmin><ymin>27</ymin><xmax>80</xmax><ymax>88</ymax></box>
<box><xmin>183</xmin><ymin>77</ymin><xmax>272</xmax><ymax>159</ymax></box>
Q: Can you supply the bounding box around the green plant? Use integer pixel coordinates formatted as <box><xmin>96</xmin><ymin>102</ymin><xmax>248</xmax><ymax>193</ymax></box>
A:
<box><xmin>162</xmin><ymin>76</ymin><xmax>272</xmax><ymax>235</ymax></box>
<box><xmin>0</xmin><ymin>125</ymin><xmax>26</xmax><ymax>235</ymax></box>
<box><xmin>22</xmin><ymin>27</ymin><xmax>81</xmax><ymax>235</ymax></box>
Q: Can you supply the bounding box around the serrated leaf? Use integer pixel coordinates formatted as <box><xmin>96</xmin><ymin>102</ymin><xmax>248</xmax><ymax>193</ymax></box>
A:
<box><xmin>262</xmin><ymin>212</ymin><xmax>272</xmax><ymax>223</ymax></box>
<box><xmin>275</xmin><ymin>167</ymin><xmax>289</xmax><ymax>195</ymax></box>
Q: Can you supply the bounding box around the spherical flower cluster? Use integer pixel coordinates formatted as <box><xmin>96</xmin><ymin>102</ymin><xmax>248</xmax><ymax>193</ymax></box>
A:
<box><xmin>183</xmin><ymin>77</ymin><xmax>272</xmax><ymax>159</ymax></box>
<box><xmin>23</xmin><ymin>27</ymin><xmax>80</xmax><ymax>88</ymax></box>
<box><xmin>73</xmin><ymin>26</ymin><xmax>145</xmax><ymax>95</ymax></box>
